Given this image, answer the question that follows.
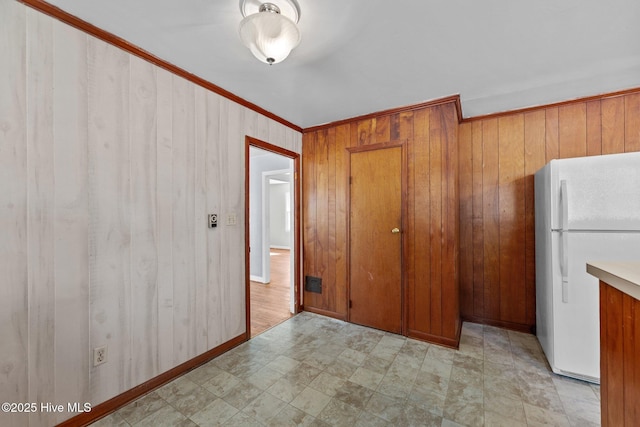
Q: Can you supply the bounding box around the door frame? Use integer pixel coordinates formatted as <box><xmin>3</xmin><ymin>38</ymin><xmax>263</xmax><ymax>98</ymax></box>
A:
<box><xmin>245</xmin><ymin>136</ymin><xmax>302</xmax><ymax>338</ymax></box>
<box><xmin>346</xmin><ymin>141</ymin><xmax>408</xmax><ymax>334</ymax></box>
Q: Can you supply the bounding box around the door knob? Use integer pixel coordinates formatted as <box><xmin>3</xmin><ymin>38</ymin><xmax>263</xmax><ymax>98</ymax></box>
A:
<box><xmin>391</xmin><ymin>228</ymin><xmax>400</xmax><ymax>234</ymax></box>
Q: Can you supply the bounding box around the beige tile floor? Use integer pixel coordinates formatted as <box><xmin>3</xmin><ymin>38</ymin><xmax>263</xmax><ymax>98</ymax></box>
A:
<box><xmin>91</xmin><ymin>312</ymin><xmax>601</xmax><ymax>427</ymax></box>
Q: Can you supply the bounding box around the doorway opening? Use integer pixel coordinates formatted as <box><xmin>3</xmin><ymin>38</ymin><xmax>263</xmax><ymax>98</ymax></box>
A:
<box><xmin>245</xmin><ymin>137</ymin><xmax>301</xmax><ymax>337</ymax></box>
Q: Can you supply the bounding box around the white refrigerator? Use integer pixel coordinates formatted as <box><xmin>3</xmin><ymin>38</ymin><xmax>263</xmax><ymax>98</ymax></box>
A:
<box><xmin>535</xmin><ymin>151</ymin><xmax>640</xmax><ymax>383</ymax></box>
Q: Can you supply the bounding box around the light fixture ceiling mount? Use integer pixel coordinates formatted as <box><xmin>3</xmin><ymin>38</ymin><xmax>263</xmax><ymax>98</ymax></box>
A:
<box><xmin>238</xmin><ymin>0</ymin><xmax>302</xmax><ymax>65</ymax></box>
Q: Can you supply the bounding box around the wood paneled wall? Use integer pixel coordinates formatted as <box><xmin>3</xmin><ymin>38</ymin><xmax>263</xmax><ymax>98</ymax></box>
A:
<box><xmin>0</xmin><ymin>2</ymin><xmax>301</xmax><ymax>426</ymax></box>
<box><xmin>459</xmin><ymin>91</ymin><xmax>640</xmax><ymax>332</ymax></box>
<box><xmin>302</xmin><ymin>101</ymin><xmax>460</xmax><ymax>346</ymax></box>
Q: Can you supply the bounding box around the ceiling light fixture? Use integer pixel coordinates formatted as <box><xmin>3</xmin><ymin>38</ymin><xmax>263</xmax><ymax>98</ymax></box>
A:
<box><xmin>238</xmin><ymin>0</ymin><xmax>301</xmax><ymax>65</ymax></box>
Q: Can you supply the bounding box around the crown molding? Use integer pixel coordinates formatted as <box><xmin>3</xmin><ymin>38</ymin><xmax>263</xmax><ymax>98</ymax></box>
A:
<box><xmin>18</xmin><ymin>0</ymin><xmax>303</xmax><ymax>133</ymax></box>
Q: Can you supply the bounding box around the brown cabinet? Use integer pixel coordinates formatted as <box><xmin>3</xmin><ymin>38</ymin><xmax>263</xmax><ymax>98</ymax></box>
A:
<box><xmin>588</xmin><ymin>262</ymin><xmax>640</xmax><ymax>427</ymax></box>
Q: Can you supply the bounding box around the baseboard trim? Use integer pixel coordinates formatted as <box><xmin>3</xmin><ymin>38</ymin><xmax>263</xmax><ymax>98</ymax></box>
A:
<box><xmin>407</xmin><ymin>328</ymin><xmax>460</xmax><ymax>349</ymax></box>
<box><xmin>250</xmin><ymin>274</ymin><xmax>267</xmax><ymax>283</ymax></box>
<box><xmin>56</xmin><ymin>333</ymin><xmax>247</xmax><ymax>427</ymax></box>
<box><xmin>303</xmin><ymin>307</ymin><xmax>347</xmax><ymax>321</ymax></box>
<box><xmin>462</xmin><ymin>314</ymin><xmax>535</xmax><ymax>334</ymax></box>
<box><xmin>269</xmin><ymin>245</ymin><xmax>290</xmax><ymax>250</ymax></box>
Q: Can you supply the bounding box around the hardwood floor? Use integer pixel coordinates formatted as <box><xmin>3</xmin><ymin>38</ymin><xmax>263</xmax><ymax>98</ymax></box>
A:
<box><xmin>250</xmin><ymin>248</ymin><xmax>293</xmax><ymax>336</ymax></box>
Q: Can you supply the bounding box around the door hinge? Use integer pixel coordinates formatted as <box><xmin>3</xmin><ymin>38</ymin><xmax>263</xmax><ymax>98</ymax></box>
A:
<box><xmin>349</xmin><ymin>176</ymin><xmax>352</xmax><ymax>185</ymax></box>
<box><xmin>349</xmin><ymin>300</ymin><xmax>352</xmax><ymax>308</ymax></box>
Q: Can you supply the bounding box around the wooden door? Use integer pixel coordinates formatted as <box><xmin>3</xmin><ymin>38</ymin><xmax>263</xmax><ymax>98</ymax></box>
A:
<box><xmin>349</xmin><ymin>145</ymin><xmax>403</xmax><ymax>333</ymax></box>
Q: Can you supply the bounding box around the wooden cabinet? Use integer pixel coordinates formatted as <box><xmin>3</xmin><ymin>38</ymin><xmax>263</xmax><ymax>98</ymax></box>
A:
<box><xmin>302</xmin><ymin>99</ymin><xmax>460</xmax><ymax>347</ymax></box>
<box><xmin>588</xmin><ymin>262</ymin><xmax>640</xmax><ymax>427</ymax></box>
<box><xmin>599</xmin><ymin>281</ymin><xmax>640</xmax><ymax>427</ymax></box>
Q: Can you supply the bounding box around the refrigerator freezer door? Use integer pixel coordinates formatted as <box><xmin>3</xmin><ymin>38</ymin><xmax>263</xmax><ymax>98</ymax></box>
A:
<box><xmin>551</xmin><ymin>231</ymin><xmax>640</xmax><ymax>383</ymax></box>
<box><xmin>549</xmin><ymin>152</ymin><xmax>640</xmax><ymax>231</ymax></box>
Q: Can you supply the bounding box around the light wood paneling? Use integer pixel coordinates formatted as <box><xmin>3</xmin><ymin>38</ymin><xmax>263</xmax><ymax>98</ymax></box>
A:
<box><xmin>88</xmin><ymin>35</ymin><xmax>132</xmax><ymax>403</ymax></box>
<box><xmin>194</xmin><ymin>85</ymin><xmax>208</xmax><ymax>356</ymax></box>
<box><xmin>303</xmin><ymin>103</ymin><xmax>460</xmax><ymax>346</ymax></box>
<box><xmin>0</xmin><ymin>2</ymin><xmax>28</xmax><ymax>427</ymax></box>
<box><xmin>155</xmin><ymin>67</ymin><xmax>175</xmax><ymax>374</ymax></box>
<box><xmin>130</xmin><ymin>55</ymin><xmax>159</xmax><ymax>386</ymax></box>
<box><xmin>1</xmin><ymin>3</ymin><xmax>302</xmax><ymax>425</ymax></box>
<box><xmin>459</xmin><ymin>91</ymin><xmax>640</xmax><ymax>331</ymax></box>
<box><xmin>205</xmin><ymin>89</ymin><xmax>223</xmax><ymax>350</ymax></box>
<box><xmin>52</xmin><ymin>18</ymin><xmax>90</xmax><ymax>424</ymax></box>
<box><xmin>27</xmin><ymin>10</ymin><xmax>55</xmax><ymax>427</ymax></box>
<box><xmin>171</xmin><ymin>74</ymin><xmax>196</xmax><ymax>365</ymax></box>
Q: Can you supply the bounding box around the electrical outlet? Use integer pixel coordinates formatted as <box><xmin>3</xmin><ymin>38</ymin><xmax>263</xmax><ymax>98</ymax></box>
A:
<box><xmin>93</xmin><ymin>345</ymin><xmax>107</xmax><ymax>366</ymax></box>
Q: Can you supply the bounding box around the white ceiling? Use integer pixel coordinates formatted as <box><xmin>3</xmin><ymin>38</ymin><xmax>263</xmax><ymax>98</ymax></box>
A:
<box><xmin>46</xmin><ymin>0</ymin><xmax>640</xmax><ymax>128</ymax></box>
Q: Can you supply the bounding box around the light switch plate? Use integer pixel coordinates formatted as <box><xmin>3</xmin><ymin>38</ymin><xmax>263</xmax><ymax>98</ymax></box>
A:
<box><xmin>227</xmin><ymin>213</ymin><xmax>237</xmax><ymax>226</ymax></box>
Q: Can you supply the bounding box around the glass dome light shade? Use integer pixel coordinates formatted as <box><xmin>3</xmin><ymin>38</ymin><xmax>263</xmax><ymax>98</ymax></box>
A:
<box><xmin>239</xmin><ymin>11</ymin><xmax>301</xmax><ymax>64</ymax></box>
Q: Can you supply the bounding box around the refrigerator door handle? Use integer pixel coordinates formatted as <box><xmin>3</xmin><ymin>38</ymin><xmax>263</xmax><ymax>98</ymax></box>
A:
<box><xmin>559</xmin><ymin>180</ymin><xmax>569</xmax><ymax>303</ymax></box>
<box><xmin>560</xmin><ymin>230</ymin><xmax>569</xmax><ymax>303</ymax></box>
<box><xmin>560</xmin><ymin>180</ymin><xmax>568</xmax><ymax>232</ymax></box>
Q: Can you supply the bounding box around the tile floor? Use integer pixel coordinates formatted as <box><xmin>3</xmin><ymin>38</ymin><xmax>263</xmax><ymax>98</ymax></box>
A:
<box><xmin>91</xmin><ymin>312</ymin><xmax>601</xmax><ymax>427</ymax></box>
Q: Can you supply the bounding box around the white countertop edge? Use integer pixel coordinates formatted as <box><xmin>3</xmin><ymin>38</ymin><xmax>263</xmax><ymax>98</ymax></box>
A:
<box><xmin>587</xmin><ymin>261</ymin><xmax>640</xmax><ymax>301</ymax></box>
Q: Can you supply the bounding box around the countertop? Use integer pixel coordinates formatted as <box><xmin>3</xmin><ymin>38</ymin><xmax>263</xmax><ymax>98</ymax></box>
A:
<box><xmin>587</xmin><ymin>261</ymin><xmax>640</xmax><ymax>301</ymax></box>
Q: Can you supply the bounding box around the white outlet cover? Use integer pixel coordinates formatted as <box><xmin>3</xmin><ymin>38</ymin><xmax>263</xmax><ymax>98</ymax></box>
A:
<box><xmin>93</xmin><ymin>346</ymin><xmax>107</xmax><ymax>366</ymax></box>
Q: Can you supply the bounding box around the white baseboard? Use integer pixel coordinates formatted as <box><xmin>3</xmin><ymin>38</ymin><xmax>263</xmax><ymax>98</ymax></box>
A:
<box><xmin>250</xmin><ymin>275</ymin><xmax>268</xmax><ymax>283</ymax></box>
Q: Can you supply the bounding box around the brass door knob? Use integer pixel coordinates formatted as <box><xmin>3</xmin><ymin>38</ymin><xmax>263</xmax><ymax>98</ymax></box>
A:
<box><xmin>391</xmin><ymin>228</ymin><xmax>400</xmax><ymax>234</ymax></box>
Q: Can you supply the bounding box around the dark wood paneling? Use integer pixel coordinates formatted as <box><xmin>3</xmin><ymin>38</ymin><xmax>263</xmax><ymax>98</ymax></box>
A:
<box><xmin>302</xmin><ymin>133</ymin><xmax>318</xmax><ymax>309</ymax></box>
<box><xmin>559</xmin><ymin>104</ymin><xmax>587</xmax><ymax>159</ymax></box>
<box><xmin>303</xmin><ymin>95</ymin><xmax>462</xmax><ymax>133</ymax></box>
<box><xmin>334</xmin><ymin>124</ymin><xmax>349</xmax><ymax>315</ymax></box>
<box><xmin>471</xmin><ymin>121</ymin><xmax>485</xmax><ymax>319</ymax></box>
<box><xmin>429</xmin><ymin>110</ymin><xmax>444</xmax><ymax>337</ymax></box>
<box><xmin>305</xmin><ymin>90</ymin><xmax>640</xmax><ymax>335</ymax></box>
<box><xmin>303</xmin><ymin>101</ymin><xmax>460</xmax><ymax>345</ymax></box>
<box><xmin>602</xmin><ymin>97</ymin><xmax>625</xmax><ymax>155</ymax></box>
<box><xmin>442</xmin><ymin>105</ymin><xmax>459</xmax><ymax>340</ymax></box>
<box><xmin>545</xmin><ymin>107</ymin><xmax>560</xmax><ymax>162</ymax></box>
<box><xmin>498</xmin><ymin>115</ymin><xmax>526</xmax><ymax>324</ymax></box>
<box><xmin>316</xmin><ymin>130</ymin><xmax>330</xmax><ymax>309</ymax></box>
<box><xmin>408</xmin><ymin>110</ymin><xmax>427</xmax><ymax>332</ymax></box>
<box><xmin>482</xmin><ymin>119</ymin><xmax>500</xmax><ymax>322</ymax></box>
<box><xmin>625</xmin><ymin>93</ymin><xmax>640</xmax><ymax>152</ymax></box>
<box><xmin>460</xmin><ymin>91</ymin><xmax>640</xmax><ymax>332</ymax></box>
<box><xmin>458</xmin><ymin>123</ymin><xmax>473</xmax><ymax>319</ymax></box>
<box><xmin>523</xmin><ymin>111</ymin><xmax>546</xmax><ymax>326</ymax></box>
<box><xmin>586</xmin><ymin>100</ymin><xmax>602</xmax><ymax>156</ymax></box>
